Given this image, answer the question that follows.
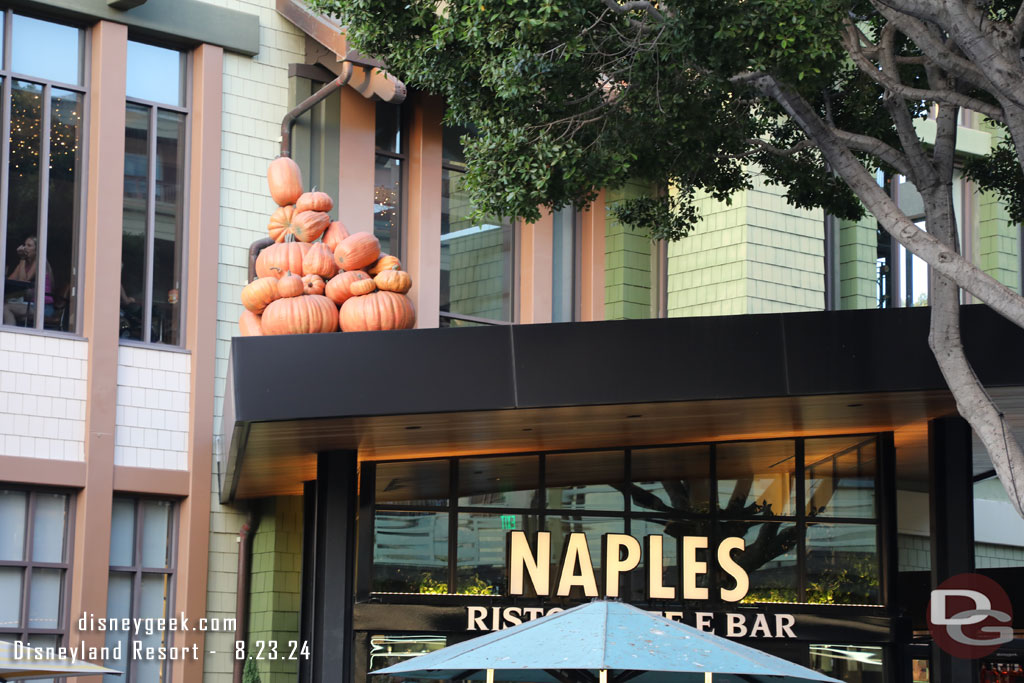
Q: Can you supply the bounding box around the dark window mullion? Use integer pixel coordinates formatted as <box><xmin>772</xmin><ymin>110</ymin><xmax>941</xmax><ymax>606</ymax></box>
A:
<box><xmin>142</xmin><ymin>105</ymin><xmax>157</xmax><ymax>343</ymax></box>
<box><xmin>448</xmin><ymin>459</ymin><xmax>457</xmax><ymax>593</ymax></box>
<box><xmin>796</xmin><ymin>438</ymin><xmax>807</xmax><ymax>603</ymax></box>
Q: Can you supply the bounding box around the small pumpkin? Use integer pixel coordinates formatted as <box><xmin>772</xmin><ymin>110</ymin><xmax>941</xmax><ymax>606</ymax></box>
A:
<box><xmin>261</xmin><ymin>294</ymin><xmax>338</xmax><ymax>335</ymax></box>
<box><xmin>302</xmin><ymin>242</ymin><xmax>337</xmax><ymax>279</ymax></box>
<box><xmin>241</xmin><ymin>276</ymin><xmax>281</xmax><ymax>314</ymax></box>
<box><xmin>291</xmin><ymin>210</ymin><xmax>331</xmax><ymax>243</ymax></box>
<box><xmin>277</xmin><ymin>271</ymin><xmax>304</xmax><ymax>298</ymax></box>
<box><xmin>302</xmin><ymin>274</ymin><xmax>326</xmax><ymax>296</ymax></box>
<box><xmin>295</xmin><ymin>191</ymin><xmax>334</xmax><ymax>213</ymax></box>
<box><xmin>255</xmin><ymin>242</ymin><xmax>312</xmax><ymax>278</ymax></box>
<box><xmin>267</xmin><ymin>157</ymin><xmax>303</xmax><ymax>207</ymax></box>
<box><xmin>322</xmin><ymin>220</ymin><xmax>350</xmax><ymax>253</ymax></box>
<box><xmin>239</xmin><ymin>310</ymin><xmax>264</xmax><ymax>337</ymax></box>
<box><xmin>374</xmin><ymin>268</ymin><xmax>412</xmax><ymax>294</ymax></box>
<box><xmin>349</xmin><ymin>278</ymin><xmax>377</xmax><ymax>296</ymax></box>
<box><xmin>324</xmin><ymin>270</ymin><xmax>371</xmax><ymax>306</ymax></box>
<box><xmin>267</xmin><ymin>205</ymin><xmax>295</xmax><ymax>243</ymax></box>
<box><xmin>367</xmin><ymin>253</ymin><xmax>402</xmax><ymax>276</ymax></box>
<box><xmin>334</xmin><ymin>232</ymin><xmax>380</xmax><ymax>271</ymax></box>
<box><xmin>339</xmin><ymin>290</ymin><xmax>416</xmax><ymax>332</ymax></box>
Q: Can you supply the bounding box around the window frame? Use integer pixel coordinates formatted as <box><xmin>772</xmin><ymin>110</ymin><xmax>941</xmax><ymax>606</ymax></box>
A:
<box><xmin>0</xmin><ymin>486</ymin><xmax>76</xmax><ymax>648</ymax></box>
<box><xmin>120</xmin><ymin>39</ymin><xmax>192</xmax><ymax>348</ymax></box>
<box><xmin>0</xmin><ymin>9</ymin><xmax>89</xmax><ymax>335</ymax></box>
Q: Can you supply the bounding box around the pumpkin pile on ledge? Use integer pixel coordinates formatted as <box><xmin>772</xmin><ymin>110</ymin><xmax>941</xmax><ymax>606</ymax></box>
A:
<box><xmin>239</xmin><ymin>157</ymin><xmax>416</xmax><ymax>336</ymax></box>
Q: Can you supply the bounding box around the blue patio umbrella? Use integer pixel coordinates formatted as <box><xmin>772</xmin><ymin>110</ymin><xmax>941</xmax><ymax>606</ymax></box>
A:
<box><xmin>372</xmin><ymin>601</ymin><xmax>841</xmax><ymax>683</ymax></box>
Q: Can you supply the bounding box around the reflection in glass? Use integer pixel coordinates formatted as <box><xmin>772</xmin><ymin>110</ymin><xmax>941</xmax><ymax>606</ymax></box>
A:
<box><xmin>547</xmin><ymin>451</ymin><xmax>624</xmax><ymax>511</ymax></box>
<box><xmin>730</xmin><ymin>521</ymin><xmax>798</xmax><ymax>603</ymax></box>
<box><xmin>373</xmin><ymin>510</ymin><xmax>448</xmax><ymax>593</ymax></box>
<box><xmin>545</xmin><ymin>515</ymin><xmax>624</xmax><ymax>599</ymax></box>
<box><xmin>4</xmin><ymin>80</ymin><xmax>41</xmax><ymax>328</ymax></box>
<box><xmin>458</xmin><ymin>456</ymin><xmax>539</xmax><ymax>508</ymax></box>
<box><xmin>109</xmin><ymin>498</ymin><xmax>136</xmax><ymax>567</ymax></box>
<box><xmin>152</xmin><ymin>109</ymin><xmax>186</xmax><ymax>346</ymax></box>
<box><xmin>369</xmin><ymin>634</ymin><xmax>447</xmax><ymax>683</ymax></box>
<box><xmin>25</xmin><ymin>634</ymin><xmax>57</xmax><ymax>683</ymax></box>
<box><xmin>121</xmin><ymin>104</ymin><xmax>149</xmax><ymax>342</ymax></box>
<box><xmin>809</xmin><ymin>644</ymin><xmax>884</xmax><ymax>682</ymax></box>
<box><xmin>31</xmin><ymin>493</ymin><xmax>67</xmax><ymax>562</ymax></box>
<box><xmin>628</xmin><ymin>517</ymin><xmax>689</xmax><ymax>602</ymax></box>
<box><xmin>28</xmin><ymin>567</ymin><xmax>62</xmax><ymax>629</ymax></box>
<box><xmin>126</xmin><ymin>41</ymin><xmax>184</xmax><ymax>106</ymax></box>
<box><xmin>376</xmin><ymin>460</ymin><xmax>449</xmax><ymax>506</ymax></box>
<box><xmin>45</xmin><ymin>88</ymin><xmax>82</xmax><ymax>331</ymax></box>
<box><xmin>137</xmin><ymin>574</ymin><xmax>170</xmax><ymax>681</ymax></box>
<box><xmin>12</xmin><ymin>15</ymin><xmax>81</xmax><ymax>85</ymax></box>
<box><xmin>899</xmin><ymin>220</ymin><xmax>929</xmax><ymax>307</ymax></box>
<box><xmin>374</xmin><ymin>155</ymin><xmax>401</xmax><ymax>255</ymax></box>
<box><xmin>141</xmin><ymin>500</ymin><xmax>173</xmax><ymax>568</ymax></box>
<box><xmin>456</xmin><ymin>513</ymin><xmax>539</xmax><ymax>594</ymax></box>
<box><xmin>442</xmin><ymin>126</ymin><xmax>467</xmax><ymax>167</ymax></box>
<box><xmin>104</xmin><ymin>573</ymin><xmax>133</xmax><ymax>683</ymax></box>
<box><xmin>0</xmin><ymin>490</ymin><xmax>27</xmax><ymax>561</ymax></box>
<box><xmin>0</xmin><ymin>567</ymin><xmax>23</xmax><ymax>627</ymax></box>
<box><xmin>551</xmin><ymin>206</ymin><xmax>575</xmax><ymax>322</ymax></box>
<box><xmin>806</xmin><ymin>523</ymin><xmax>880</xmax><ymax>604</ymax></box>
<box><xmin>375</xmin><ymin>103</ymin><xmax>402</xmax><ymax>154</ymax></box>
<box><xmin>717</xmin><ymin>440</ymin><xmax>796</xmax><ymax>517</ymax></box>
<box><xmin>630</xmin><ymin>446</ymin><xmax>711</xmax><ymax>514</ymax></box>
<box><xmin>440</xmin><ymin>168</ymin><xmax>514</xmax><ymax>323</ymax></box>
<box><xmin>805</xmin><ymin>437</ymin><xmax>876</xmax><ymax>518</ymax></box>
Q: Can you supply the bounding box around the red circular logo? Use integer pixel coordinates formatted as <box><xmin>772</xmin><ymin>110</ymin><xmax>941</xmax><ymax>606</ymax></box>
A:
<box><xmin>927</xmin><ymin>573</ymin><xmax>1014</xmax><ymax>659</ymax></box>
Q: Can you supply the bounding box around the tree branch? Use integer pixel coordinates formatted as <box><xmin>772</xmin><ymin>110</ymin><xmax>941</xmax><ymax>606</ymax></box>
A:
<box><xmin>601</xmin><ymin>0</ymin><xmax>665</xmax><ymax>22</ymax></box>
<box><xmin>1014</xmin><ymin>3</ymin><xmax>1024</xmax><ymax>47</ymax></box>
<box><xmin>831</xmin><ymin>128</ymin><xmax>915</xmax><ymax>179</ymax></box>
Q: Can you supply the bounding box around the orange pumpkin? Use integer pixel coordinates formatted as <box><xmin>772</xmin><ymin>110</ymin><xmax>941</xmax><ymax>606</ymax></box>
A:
<box><xmin>241</xmin><ymin>277</ymin><xmax>281</xmax><ymax>314</ymax></box>
<box><xmin>261</xmin><ymin>294</ymin><xmax>339</xmax><ymax>335</ymax></box>
<box><xmin>302</xmin><ymin>274</ymin><xmax>326</xmax><ymax>295</ymax></box>
<box><xmin>239</xmin><ymin>310</ymin><xmax>264</xmax><ymax>337</ymax></box>
<box><xmin>295</xmin><ymin>191</ymin><xmax>334</xmax><ymax>213</ymax></box>
<box><xmin>324</xmin><ymin>270</ymin><xmax>371</xmax><ymax>306</ymax></box>
<box><xmin>255</xmin><ymin>242</ymin><xmax>312</xmax><ymax>278</ymax></box>
<box><xmin>267</xmin><ymin>205</ymin><xmax>295</xmax><ymax>243</ymax></box>
<box><xmin>339</xmin><ymin>291</ymin><xmax>416</xmax><ymax>332</ymax></box>
<box><xmin>291</xmin><ymin>210</ymin><xmax>331</xmax><ymax>242</ymax></box>
<box><xmin>374</xmin><ymin>268</ymin><xmax>412</xmax><ymax>294</ymax></box>
<box><xmin>302</xmin><ymin>242</ymin><xmax>337</xmax><ymax>279</ymax></box>
<box><xmin>322</xmin><ymin>220</ymin><xmax>350</xmax><ymax>253</ymax></box>
<box><xmin>367</xmin><ymin>253</ymin><xmax>402</xmax><ymax>276</ymax></box>
<box><xmin>350</xmin><ymin>278</ymin><xmax>377</xmax><ymax>296</ymax></box>
<box><xmin>334</xmin><ymin>232</ymin><xmax>380</xmax><ymax>271</ymax></box>
<box><xmin>267</xmin><ymin>157</ymin><xmax>303</xmax><ymax>207</ymax></box>
<box><xmin>278</xmin><ymin>272</ymin><xmax>304</xmax><ymax>298</ymax></box>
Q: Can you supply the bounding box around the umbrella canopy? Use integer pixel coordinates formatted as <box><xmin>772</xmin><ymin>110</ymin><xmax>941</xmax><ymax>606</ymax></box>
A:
<box><xmin>373</xmin><ymin>601</ymin><xmax>841</xmax><ymax>683</ymax></box>
<box><xmin>0</xmin><ymin>641</ymin><xmax>121</xmax><ymax>681</ymax></box>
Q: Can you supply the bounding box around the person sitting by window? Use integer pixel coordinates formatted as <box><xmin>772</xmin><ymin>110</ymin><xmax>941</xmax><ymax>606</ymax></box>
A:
<box><xmin>4</xmin><ymin>236</ymin><xmax>53</xmax><ymax>326</ymax></box>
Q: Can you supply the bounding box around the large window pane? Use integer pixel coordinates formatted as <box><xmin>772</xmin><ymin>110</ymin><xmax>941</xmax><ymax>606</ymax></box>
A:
<box><xmin>4</xmin><ymin>80</ymin><xmax>41</xmax><ymax>328</ymax></box>
<box><xmin>369</xmin><ymin>634</ymin><xmax>447</xmax><ymax>683</ymax></box>
<box><xmin>374</xmin><ymin>155</ymin><xmax>400</xmax><ymax>255</ymax></box>
<box><xmin>630</xmin><ymin>446</ymin><xmax>711</xmax><ymax>515</ymax></box>
<box><xmin>546</xmin><ymin>451</ymin><xmax>624</xmax><ymax>511</ymax></box>
<box><xmin>137</xmin><ymin>574</ymin><xmax>170</xmax><ymax>682</ymax></box>
<box><xmin>0</xmin><ymin>567</ymin><xmax>23</xmax><ymax>628</ymax></box>
<box><xmin>805</xmin><ymin>523</ymin><xmax>880</xmax><ymax>605</ymax></box>
<box><xmin>120</xmin><ymin>103</ymin><xmax>149</xmax><ymax>341</ymax></box>
<box><xmin>458</xmin><ymin>455</ymin><xmax>539</xmax><ymax>508</ymax></box>
<box><xmin>551</xmin><ymin>206</ymin><xmax>575</xmax><ymax>322</ymax></box>
<box><xmin>729</xmin><ymin>521</ymin><xmax>798</xmax><ymax>603</ymax></box>
<box><xmin>31</xmin><ymin>493</ymin><xmax>67</xmax><ymax>562</ymax></box>
<box><xmin>141</xmin><ymin>500</ymin><xmax>173</xmax><ymax>568</ymax></box>
<box><xmin>28</xmin><ymin>568</ymin><xmax>62</xmax><ymax>630</ymax></box>
<box><xmin>717</xmin><ymin>440</ymin><xmax>796</xmax><ymax>517</ymax></box>
<box><xmin>104</xmin><ymin>573</ymin><xmax>133</xmax><ymax>683</ymax></box>
<box><xmin>45</xmin><ymin>87</ymin><xmax>82</xmax><ymax>332</ymax></box>
<box><xmin>810</xmin><ymin>644</ymin><xmax>884</xmax><ymax>683</ymax></box>
<box><xmin>152</xmin><ymin>109</ymin><xmax>186</xmax><ymax>346</ymax></box>
<box><xmin>126</xmin><ymin>41</ymin><xmax>184</xmax><ymax>106</ymax></box>
<box><xmin>376</xmin><ymin>460</ymin><xmax>449</xmax><ymax>506</ymax></box>
<box><xmin>373</xmin><ymin>510</ymin><xmax>449</xmax><ymax>593</ymax></box>
<box><xmin>0</xmin><ymin>490</ymin><xmax>27</xmax><ymax>561</ymax></box>
<box><xmin>376</xmin><ymin>102</ymin><xmax>401</xmax><ymax>155</ymax></box>
<box><xmin>11</xmin><ymin>15</ymin><xmax>81</xmax><ymax>85</ymax></box>
<box><xmin>545</xmin><ymin>516</ymin><xmax>624</xmax><ymax>599</ymax></box>
<box><xmin>627</xmin><ymin>517</ymin><xmax>694</xmax><ymax>602</ymax></box>
<box><xmin>456</xmin><ymin>513</ymin><xmax>539</xmax><ymax>595</ymax></box>
<box><xmin>109</xmin><ymin>498</ymin><xmax>136</xmax><ymax>567</ymax></box>
<box><xmin>805</xmin><ymin>437</ymin><xmax>876</xmax><ymax>519</ymax></box>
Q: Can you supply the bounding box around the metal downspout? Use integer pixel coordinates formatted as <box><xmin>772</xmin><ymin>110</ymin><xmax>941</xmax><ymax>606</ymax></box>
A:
<box><xmin>231</xmin><ymin>509</ymin><xmax>259</xmax><ymax>683</ymax></box>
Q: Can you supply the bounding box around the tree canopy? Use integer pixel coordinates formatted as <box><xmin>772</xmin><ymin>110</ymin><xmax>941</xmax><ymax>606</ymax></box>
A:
<box><xmin>310</xmin><ymin>0</ymin><xmax>1024</xmax><ymax>516</ymax></box>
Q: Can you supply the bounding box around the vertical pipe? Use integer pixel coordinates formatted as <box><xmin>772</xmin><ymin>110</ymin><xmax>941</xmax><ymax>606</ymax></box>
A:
<box><xmin>232</xmin><ymin>510</ymin><xmax>258</xmax><ymax>683</ymax></box>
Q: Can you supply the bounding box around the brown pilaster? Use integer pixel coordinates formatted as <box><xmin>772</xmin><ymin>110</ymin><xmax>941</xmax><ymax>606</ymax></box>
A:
<box><xmin>405</xmin><ymin>93</ymin><xmax>443</xmax><ymax>328</ymax></box>
<box><xmin>336</xmin><ymin>85</ymin><xmax>376</xmax><ymax>234</ymax></box>
<box><xmin>519</xmin><ymin>209</ymin><xmax>553</xmax><ymax>323</ymax></box>
<box><xmin>579</xmin><ymin>189</ymin><xmax>606</xmax><ymax>321</ymax></box>
<box><xmin>70</xmin><ymin>18</ymin><xmax>127</xmax><ymax>664</ymax></box>
<box><xmin>170</xmin><ymin>43</ymin><xmax>223</xmax><ymax>683</ymax></box>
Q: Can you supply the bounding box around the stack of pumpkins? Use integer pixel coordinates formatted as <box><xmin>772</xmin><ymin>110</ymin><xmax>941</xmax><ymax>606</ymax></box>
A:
<box><xmin>239</xmin><ymin>157</ymin><xmax>416</xmax><ymax>336</ymax></box>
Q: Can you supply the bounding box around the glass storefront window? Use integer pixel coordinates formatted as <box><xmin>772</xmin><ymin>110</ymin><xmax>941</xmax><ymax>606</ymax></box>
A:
<box><xmin>456</xmin><ymin>512</ymin><xmax>540</xmax><ymax>594</ymax></box>
<box><xmin>546</xmin><ymin>450</ymin><xmax>624</xmax><ymax>511</ymax></box>
<box><xmin>630</xmin><ymin>445</ymin><xmax>710</xmax><ymax>515</ymax></box>
<box><xmin>805</xmin><ymin>436</ymin><xmax>877</xmax><ymax>518</ymax></box>
<box><xmin>376</xmin><ymin>460</ymin><xmax>449</xmax><ymax>506</ymax></box>
<box><xmin>373</xmin><ymin>510</ymin><xmax>449</xmax><ymax>593</ymax></box>
<box><xmin>368</xmin><ymin>634</ymin><xmax>447</xmax><ymax>683</ymax></box>
<box><xmin>732</xmin><ymin>521</ymin><xmax>799</xmax><ymax>603</ymax></box>
<box><xmin>717</xmin><ymin>440</ymin><xmax>796</xmax><ymax>517</ymax></box>
<box><xmin>809</xmin><ymin>644</ymin><xmax>884</xmax><ymax>682</ymax></box>
<box><xmin>375</xmin><ymin>102</ymin><xmax>403</xmax><ymax>255</ymax></box>
<box><xmin>457</xmin><ymin>455</ymin><xmax>539</xmax><ymax>508</ymax></box>
<box><xmin>805</xmin><ymin>523</ymin><xmax>880</xmax><ymax>604</ymax></box>
<box><xmin>546</xmin><ymin>515</ymin><xmax>625</xmax><ymax>599</ymax></box>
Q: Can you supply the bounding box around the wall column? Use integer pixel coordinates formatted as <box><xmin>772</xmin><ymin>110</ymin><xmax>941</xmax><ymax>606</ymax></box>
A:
<box><xmin>519</xmin><ymin>210</ymin><xmax>553</xmax><ymax>323</ymax></box>
<box><xmin>69</xmin><ymin>20</ymin><xmax>127</xmax><ymax>669</ymax></box>
<box><xmin>336</xmin><ymin>86</ymin><xmax>375</xmax><ymax>233</ymax></box>
<box><xmin>578</xmin><ymin>190</ymin><xmax>606</xmax><ymax>321</ymax></box>
<box><xmin>405</xmin><ymin>93</ymin><xmax>443</xmax><ymax>328</ymax></box>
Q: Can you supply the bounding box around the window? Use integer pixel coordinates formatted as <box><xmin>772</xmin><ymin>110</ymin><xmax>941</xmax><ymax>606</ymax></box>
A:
<box><xmin>367</xmin><ymin>435</ymin><xmax>882</xmax><ymax>605</ymax></box>
<box><xmin>119</xmin><ymin>40</ymin><xmax>188</xmax><ymax>346</ymax></box>
<box><xmin>440</xmin><ymin>126</ymin><xmax>515</xmax><ymax>326</ymax></box>
<box><xmin>0</xmin><ymin>488</ymin><xmax>74</xmax><ymax>676</ymax></box>
<box><xmin>1</xmin><ymin>12</ymin><xmax>85</xmax><ymax>332</ymax></box>
<box><xmin>375</xmin><ymin>102</ymin><xmax>404</xmax><ymax>257</ymax></box>
<box><xmin>551</xmin><ymin>206</ymin><xmax>578</xmax><ymax>322</ymax></box>
<box><xmin>105</xmin><ymin>497</ymin><xmax>176</xmax><ymax>683</ymax></box>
